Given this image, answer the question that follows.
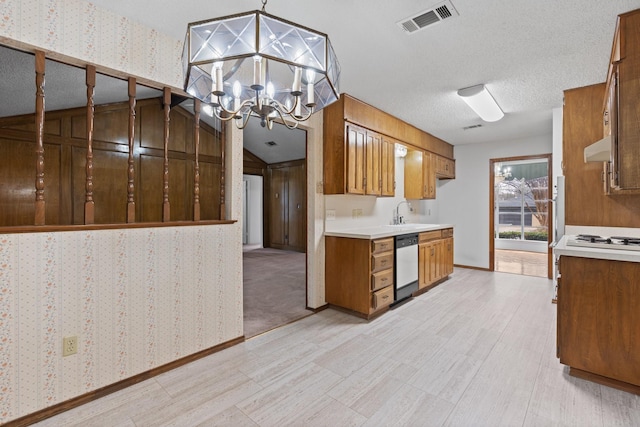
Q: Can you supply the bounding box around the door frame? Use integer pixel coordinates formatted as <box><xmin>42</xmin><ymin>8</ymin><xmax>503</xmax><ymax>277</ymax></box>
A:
<box><xmin>489</xmin><ymin>153</ymin><xmax>553</xmax><ymax>279</ymax></box>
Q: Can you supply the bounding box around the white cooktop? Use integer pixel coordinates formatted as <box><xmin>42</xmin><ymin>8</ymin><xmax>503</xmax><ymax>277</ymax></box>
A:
<box><xmin>555</xmin><ymin>235</ymin><xmax>640</xmax><ymax>263</ymax></box>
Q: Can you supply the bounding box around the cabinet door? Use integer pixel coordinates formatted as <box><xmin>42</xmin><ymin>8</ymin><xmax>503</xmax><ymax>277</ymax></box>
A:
<box><xmin>418</xmin><ymin>243</ymin><xmax>427</xmax><ymax>289</ymax></box>
<box><xmin>381</xmin><ymin>136</ymin><xmax>395</xmax><ymax>197</ymax></box>
<box><xmin>608</xmin><ymin>65</ymin><xmax>619</xmax><ymax>189</ymax></box>
<box><xmin>444</xmin><ymin>237</ymin><xmax>454</xmax><ymax>276</ymax></box>
<box><xmin>365</xmin><ymin>130</ymin><xmax>382</xmax><ymax>196</ymax></box>
<box><xmin>423</xmin><ymin>152</ymin><xmax>436</xmax><ymax>199</ymax></box>
<box><xmin>287</xmin><ymin>163</ymin><xmax>306</xmax><ymax>251</ymax></box>
<box><xmin>427</xmin><ymin>241</ymin><xmax>439</xmax><ymax>283</ymax></box>
<box><xmin>269</xmin><ymin>168</ymin><xmax>287</xmax><ymax>246</ymax></box>
<box><xmin>404</xmin><ymin>150</ymin><xmax>423</xmax><ymax>199</ymax></box>
<box><xmin>346</xmin><ymin>124</ymin><xmax>366</xmax><ymax>194</ymax></box>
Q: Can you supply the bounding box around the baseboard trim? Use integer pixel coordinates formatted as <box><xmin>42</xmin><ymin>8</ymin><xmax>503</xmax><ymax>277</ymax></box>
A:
<box><xmin>569</xmin><ymin>367</ymin><xmax>640</xmax><ymax>396</ymax></box>
<box><xmin>307</xmin><ymin>303</ymin><xmax>329</xmax><ymax>313</ymax></box>
<box><xmin>454</xmin><ymin>264</ymin><xmax>491</xmax><ymax>272</ymax></box>
<box><xmin>4</xmin><ymin>336</ymin><xmax>245</xmax><ymax>427</ymax></box>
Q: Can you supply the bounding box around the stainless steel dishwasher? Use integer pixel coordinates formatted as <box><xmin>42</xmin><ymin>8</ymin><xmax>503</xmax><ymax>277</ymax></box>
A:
<box><xmin>394</xmin><ymin>233</ymin><xmax>419</xmax><ymax>304</ymax></box>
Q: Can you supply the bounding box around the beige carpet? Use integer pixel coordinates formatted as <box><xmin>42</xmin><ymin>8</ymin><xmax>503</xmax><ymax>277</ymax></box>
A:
<box><xmin>242</xmin><ymin>247</ymin><xmax>311</xmax><ymax>338</ymax></box>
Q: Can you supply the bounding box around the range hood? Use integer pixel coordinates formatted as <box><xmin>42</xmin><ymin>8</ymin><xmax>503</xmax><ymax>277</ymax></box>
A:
<box><xmin>584</xmin><ymin>135</ymin><xmax>611</xmax><ymax>163</ymax></box>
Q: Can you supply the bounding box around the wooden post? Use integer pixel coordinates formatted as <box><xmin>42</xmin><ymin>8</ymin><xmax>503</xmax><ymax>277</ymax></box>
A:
<box><xmin>220</xmin><ymin>122</ymin><xmax>226</xmax><ymax>220</ymax></box>
<box><xmin>193</xmin><ymin>99</ymin><xmax>201</xmax><ymax>221</ymax></box>
<box><xmin>162</xmin><ymin>87</ymin><xmax>171</xmax><ymax>222</ymax></box>
<box><xmin>127</xmin><ymin>77</ymin><xmax>136</xmax><ymax>223</ymax></box>
<box><xmin>34</xmin><ymin>50</ymin><xmax>46</xmax><ymax>225</ymax></box>
<box><xmin>84</xmin><ymin>65</ymin><xmax>96</xmax><ymax>224</ymax></box>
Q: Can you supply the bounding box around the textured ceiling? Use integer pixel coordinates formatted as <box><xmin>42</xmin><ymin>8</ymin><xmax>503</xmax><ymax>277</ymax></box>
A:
<box><xmin>83</xmin><ymin>0</ymin><xmax>640</xmax><ymax>147</ymax></box>
<box><xmin>4</xmin><ymin>1</ymin><xmax>640</xmax><ymax>158</ymax></box>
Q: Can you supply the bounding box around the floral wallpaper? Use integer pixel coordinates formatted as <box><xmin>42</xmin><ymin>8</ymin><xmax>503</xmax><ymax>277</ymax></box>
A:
<box><xmin>0</xmin><ymin>1</ymin><xmax>244</xmax><ymax>423</ymax></box>
<box><xmin>0</xmin><ymin>0</ymin><xmax>184</xmax><ymax>89</ymax></box>
<box><xmin>0</xmin><ymin>225</ymin><xmax>243</xmax><ymax>423</ymax></box>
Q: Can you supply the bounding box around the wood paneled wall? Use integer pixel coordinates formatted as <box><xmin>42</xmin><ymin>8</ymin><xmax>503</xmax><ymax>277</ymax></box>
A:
<box><xmin>563</xmin><ymin>83</ymin><xmax>640</xmax><ymax>226</ymax></box>
<box><xmin>0</xmin><ymin>98</ymin><xmax>223</xmax><ymax>227</ymax></box>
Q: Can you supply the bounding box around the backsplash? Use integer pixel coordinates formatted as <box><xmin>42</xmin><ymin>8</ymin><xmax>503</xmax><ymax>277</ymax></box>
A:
<box><xmin>324</xmin><ymin>157</ymin><xmax>440</xmax><ymax>231</ymax></box>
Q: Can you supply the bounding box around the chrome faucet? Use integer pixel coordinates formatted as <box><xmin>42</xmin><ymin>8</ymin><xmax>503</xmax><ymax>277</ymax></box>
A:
<box><xmin>394</xmin><ymin>200</ymin><xmax>412</xmax><ymax>224</ymax></box>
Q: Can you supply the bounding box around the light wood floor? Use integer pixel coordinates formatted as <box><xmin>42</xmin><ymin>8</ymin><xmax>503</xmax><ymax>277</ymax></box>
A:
<box><xmin>34</xmin><ymin>269</ymin><xmax>640</xmax><ymax>426</ymax></box>
<box><xmin>495</xmin><ymin>249</ymin><xmax>548</xmax><ymax>278</ymax></box>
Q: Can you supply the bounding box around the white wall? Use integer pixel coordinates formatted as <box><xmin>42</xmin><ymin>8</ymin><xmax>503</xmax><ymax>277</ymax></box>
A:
<box><xmin>243</xmin><ymin>175</ymin><xmax>263</xmax><ymax>246</ymax></box>
<box><xmin>438</xmin><ymin>133</ymin><xmax>553</xmax><ymax>269</ymax></box>
<box><xmin>324</xmin><ymin>155</ymin><xmax>440</xmax><ymax>231</ymax></box>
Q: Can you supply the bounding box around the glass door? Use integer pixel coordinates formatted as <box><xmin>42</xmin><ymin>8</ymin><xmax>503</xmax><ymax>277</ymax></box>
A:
<box><xmin>493</xmin><ymin>158</ymin><xmax>549</xmax><ymax>277</ymax></box>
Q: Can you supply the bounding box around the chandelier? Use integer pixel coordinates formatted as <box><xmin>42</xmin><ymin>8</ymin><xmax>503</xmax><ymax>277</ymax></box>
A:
<box><xmin>182</xmin><ymin>0</ymin><xmax>340</xmax><ymax>130</ymax></box>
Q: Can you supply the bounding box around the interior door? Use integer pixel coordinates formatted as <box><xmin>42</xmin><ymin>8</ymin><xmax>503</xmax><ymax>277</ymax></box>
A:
<box><xmin>287</xmin><ymin>163</ymin><xmax>306</xmax><ymax>251</ymax></box>
<box><xmin>269</xmin><ymin>168</ymin><xmax>287</xmax><ymax>246</ymax></box>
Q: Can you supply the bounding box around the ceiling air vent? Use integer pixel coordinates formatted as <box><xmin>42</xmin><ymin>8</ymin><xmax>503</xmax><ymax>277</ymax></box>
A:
<box><xmin>265</xmin><ymin>141</ymin><xmax>278</xmax><ymax>146</ymax></box>
<box><xmin>463</xmin><ymin>124</ymin><xmax>483</xmax><ymax>130</ymax></box>
<box><xmin>397</xmin><ymin>0</ymin><xmax>459</xmax><ymax>34</ymax></box>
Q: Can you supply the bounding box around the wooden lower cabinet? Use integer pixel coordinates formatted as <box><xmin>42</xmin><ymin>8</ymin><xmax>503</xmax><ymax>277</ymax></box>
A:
<box><xmin>418</xmin><ymin>229</ymin><xmax>454</xmax><ymax>290</ymax></box>
<box><xmin>557</xmin><ymin>256</ymin><xmax>640</xmax><ymax>392</ymax></box>
<box><xmin>325</xmin><ymin>236</ymin><xmax>394</xmax><ymax>318</ymax></box>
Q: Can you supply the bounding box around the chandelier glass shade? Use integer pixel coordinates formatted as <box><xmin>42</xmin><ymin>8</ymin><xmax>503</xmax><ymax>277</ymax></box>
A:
<box><xmin>183</xmin><ymin>9</ymin><xmax>340</xmax><ymax>129</ymax></box>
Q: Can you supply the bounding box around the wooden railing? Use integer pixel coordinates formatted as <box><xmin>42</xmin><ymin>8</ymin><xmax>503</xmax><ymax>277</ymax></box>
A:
<box><xmin>0</xmin><ymin>48</ymin><xmax>228</xmax><ymax>231</ymax></box>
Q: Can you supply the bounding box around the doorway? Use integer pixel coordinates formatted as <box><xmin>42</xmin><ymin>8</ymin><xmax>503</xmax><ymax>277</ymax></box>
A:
<box><xmin>490</xmin><ymin>155</ymin><xmax>552</xmax><ymax>278</ymax></box>
<box><xmin>242</xmin><ymin>120</ymin><xmax>310</xmax><ymax>338</ymax></box>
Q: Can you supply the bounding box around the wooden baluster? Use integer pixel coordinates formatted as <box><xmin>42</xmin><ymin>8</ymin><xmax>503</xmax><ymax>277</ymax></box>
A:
<box><xmin>162</xmin><ymin>87</ymin><xmax>171</xmax><ymax>222</ymax></box>
<box><xmin>127</xmin><ymin>77</ymin><xmax>136</xmax><ymax>223</ymax></box>
<box><xmin>193</xmin><ymin>99</ymin><xmax>201</xmax><ymax>221</ymax></box>
<box><xmin>34</xmin><ymin>50</ymin><xmax>46</xmax><ymax>225</ymax></box>
<box><xmin>84</xmin><ymin>65</ymin><xmax>96</xmax><ymax>224</ymax></box>
<box><xmin>220</xmin><ymin>123</ymin><xmax>226</xmax><ymax>220</ymax></box>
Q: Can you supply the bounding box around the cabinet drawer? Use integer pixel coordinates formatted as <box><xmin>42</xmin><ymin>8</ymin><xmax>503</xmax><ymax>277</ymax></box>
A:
<box><xmin>371</xmin><ymin>269</ymin><xmax>393</xmax><ymax>291</ymax></box>
<box><xmin>419</xmin><ymin>230</ymin><xmax>442</xmax><ymax>243</ymax></box>
<box><xmin>372</xmin><ymin>285</ymin><xmax>394</xmax><ymax>310</ymax></box>
<box><xmin>371</xmin><ymin>252</ymin><xmax>394</xmax><ymax>273</ymax></box>
<box><xmin>372</xmin><ymin>238</ymin><xmax>394</xmax><ymax>254</ymax></box>
<box><xmin>442</xmin><ymin>228</ymin><xmax>453</xmax><ymax>238</ymax></box>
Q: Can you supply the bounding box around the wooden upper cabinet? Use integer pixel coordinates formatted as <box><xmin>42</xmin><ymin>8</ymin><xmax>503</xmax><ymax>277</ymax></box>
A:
<box><xmin>346</xmin><ymin>123</ymin><xmax>366</xmax><ymax>194</ymax></box>
<box><xmin>365</xmin><ymin>129</ymin><xmax>382</xmax><ymax>196</ymax></box>
<box><xmin>435</xmin><ymin>155</ymin><xmax>455</xmax><ymax>179</ymax></box>
<box><xmin>404</xmin><ymin>150</ymin><xmax>435</xmax><ymax>199</ymax></box>
<box><xmin>323</xmin><ymin>94</ymin><xmax>452</xmax><ymax>196</ymax></box>
<box><xmin>381</xmin><ymin>136</ymin><xmax>396</xmax><ymax>197</ymax></box>
<box><xmin>606</xmin><ymin>9</ymin><xmax>640</xmax><ymax>191</ymax></box>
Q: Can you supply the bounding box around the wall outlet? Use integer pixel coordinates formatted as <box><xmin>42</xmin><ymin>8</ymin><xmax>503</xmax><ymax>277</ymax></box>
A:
<box><xmin>62</xmin><ymin>336</ymin><xmax>78</xmax><ymax>357</ymax></box>
<box><xmin>326</xmin><ymin>209</ymin><xmax>336</xmax><ymax>221</ymax></box>
<box><xmin>352</xmin><ymin>208</ymin><xmax>363</xmax><ymax>219</ymax></box>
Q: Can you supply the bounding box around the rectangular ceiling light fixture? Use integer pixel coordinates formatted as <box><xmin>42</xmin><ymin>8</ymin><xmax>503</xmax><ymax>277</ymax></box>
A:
<box><xmin>457</xmin><ymin>84</ymin><xmax>504</xmax><ymax>122</ymax></box>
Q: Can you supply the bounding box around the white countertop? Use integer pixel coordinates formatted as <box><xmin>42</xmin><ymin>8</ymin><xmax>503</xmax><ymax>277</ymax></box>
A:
<box><xmin>324</xmin><ymin>224</ymin><xmax>454</xmax><ymax>239</ymax></box>
<box><xmin>554</xmin><ymin>235</ymin><xmax>640</xmax><ymax>263</ymax></box>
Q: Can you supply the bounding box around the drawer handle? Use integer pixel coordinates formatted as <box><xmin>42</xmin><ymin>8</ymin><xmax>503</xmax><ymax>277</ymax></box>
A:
<box><xmin>381</xmin><ymin>259</ymin><xmax>387</xmax><ymax>265</ymax></box>
<box><xmin>381</xmin><ymin>277</ymin><xmax>388</xmax><ymax>283</ymax></box>
<box><xmin>382</xmin><ymin>295</ymin><xmax>389</xmax><ymax>300</ymax></box>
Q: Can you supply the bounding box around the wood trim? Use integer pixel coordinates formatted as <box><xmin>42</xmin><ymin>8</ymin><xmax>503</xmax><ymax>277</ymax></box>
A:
<box><xmin>34</xmin><ymin>50</ymin><xmax>45</xmax><ymax>225</ymax></box>
<box><xmin>453</xmin><ymin>264</ymin><xmax>491</xmax><ymax>272</ymax></box>
<box><xmin>84</xmin><ymin>65</ymin><xmax>96</xmax><ymax>224</ymax></box>
<box><xmin>0</xmin><ymin>220</ymin><xmax>237</xmax><ymax>234</ymax></box>
<box><xmin>162</xmin><ymin>87</ymin><xmax>171</xmax><ymax>222</ymax></box>
<box><xmin>569</xmin><ymin>367</ymin><xmax>640</xmax><ymax>396</ymax></box>
<box><xmin>127</xmin><ymin>77</ymin><xmax>136</xmax><ymax>223</ymax></box>
<box><xmin>4</xmin><ymin>336</ymin><xmax>245</xmax><ymax>427</ymax></box>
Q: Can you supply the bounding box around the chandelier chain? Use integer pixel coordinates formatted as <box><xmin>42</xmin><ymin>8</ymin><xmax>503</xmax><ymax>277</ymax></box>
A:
<box><xmin>261</xmin><ymin>0</ymin><xmax>268</xmax><ymax>12</ymax></box>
